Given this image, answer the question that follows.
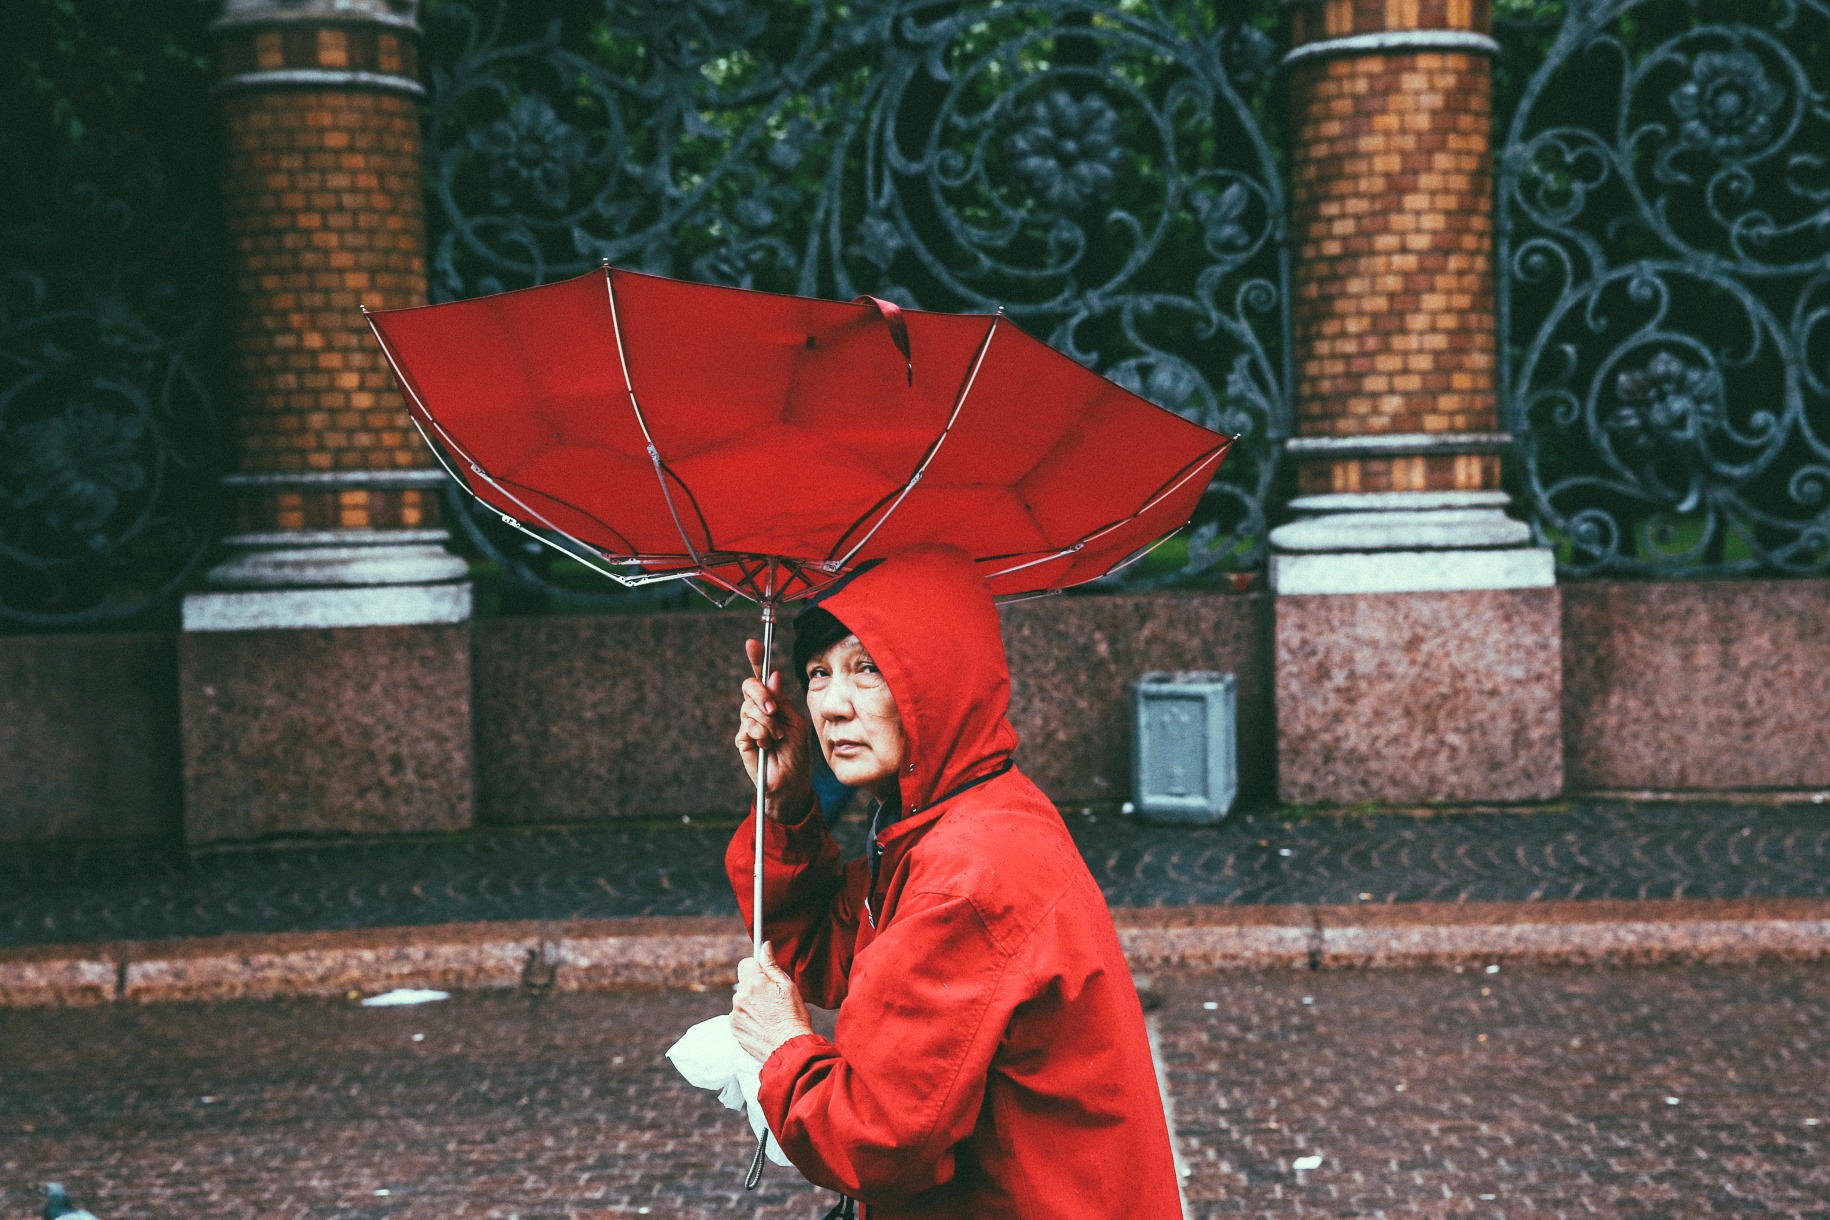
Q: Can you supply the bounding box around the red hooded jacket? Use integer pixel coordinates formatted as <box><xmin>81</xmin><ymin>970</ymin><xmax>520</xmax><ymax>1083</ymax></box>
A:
<box><xmin>725</xmin><ymin>547</ymin><xmax>1183</xmax><ymax>1219</ymax></box>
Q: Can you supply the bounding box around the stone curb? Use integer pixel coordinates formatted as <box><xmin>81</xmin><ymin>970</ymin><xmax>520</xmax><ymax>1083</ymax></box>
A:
<box><xmin>2</xmin><ymin>899</ymin><xmax>1826</xmax><ymax>1008</ymax></box>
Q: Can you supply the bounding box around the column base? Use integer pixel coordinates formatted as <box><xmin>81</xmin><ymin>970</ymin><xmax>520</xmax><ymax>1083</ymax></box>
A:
<box><xmin>1275</xmin><ymin>585</ymin><xmax>1564</xmax><ymax>805</ymax></box>
<box><xmin>1269</xmin><ymin>491</ymin><xmax>1554</xmax><ymax>594</ymax></box>
<box><xmin>183</xmin><ymin>529</ymin><xmax>473</xmax><ymax>630</ymax></box>
<box><xmin>1272</xmin><ymin>548</ymin><xmax>1554</xmax><ymax>594</ymax></box>
<box><xmin>183</xmin><ymin>582</ymin><xmax>472</xmax><ymax>631</ymax></box>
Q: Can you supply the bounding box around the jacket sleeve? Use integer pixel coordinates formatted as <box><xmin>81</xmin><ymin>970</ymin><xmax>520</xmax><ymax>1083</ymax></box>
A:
<box><xmin>755</xmin><ymin>886</ymin><xmax>1028</xmax><ymax>1205</ymax></box>
<box><xmin>725</xmin><ymin>802</ymin><xmax>868</xmax><ymax>1009</ymax></box>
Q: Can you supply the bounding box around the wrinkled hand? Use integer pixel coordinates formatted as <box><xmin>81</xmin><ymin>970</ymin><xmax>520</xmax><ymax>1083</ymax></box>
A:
<box><xmin>731</xmin><ymin>941</ymin><xmax>813</xmax><ymax>1063</ymax></box>
<box><xmin>735</xmin><ymin>637</ymin><xmax>814</xmax><ymax>822</ymax></box>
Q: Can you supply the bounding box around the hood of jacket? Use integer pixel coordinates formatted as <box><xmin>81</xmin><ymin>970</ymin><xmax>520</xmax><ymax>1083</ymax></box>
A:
<box><xmin>805</xmin><ymin>545</ymin><xmax>1018</xmax><ymax>816</ymax></box>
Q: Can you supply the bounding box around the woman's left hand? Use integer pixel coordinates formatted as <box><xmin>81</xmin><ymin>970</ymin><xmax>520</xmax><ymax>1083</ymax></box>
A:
<box><xmin>731</xmin><ymin>941</ymin><xmax>813</xmax><ymax>1063</ymax></box>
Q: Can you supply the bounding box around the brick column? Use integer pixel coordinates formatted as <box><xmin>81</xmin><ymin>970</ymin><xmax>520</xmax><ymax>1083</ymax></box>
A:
<box><xmin>179</xmin><ymin>0</ymin><xmax>472</xmax><ymax>844</ymax></box>
<box><xmin>1269</xmin><ymin>0</ymin><xmax>1562</xmax><ymax>805</ymax></box>
<box><xmin>185</xmin><ymin>0</ymin><xmax>467</xmax><ymax>629</ymax></box>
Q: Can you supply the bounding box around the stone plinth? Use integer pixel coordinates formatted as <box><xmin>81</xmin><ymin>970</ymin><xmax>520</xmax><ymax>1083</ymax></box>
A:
<box><xmin>181</xmin><ymin>623</ymin><xmax>472</xmax><ymax>842</ymax></box>
<box><xmin>1563</xmin><ymin>580</ymin><xmax>1830</xmax><ymax>791</ymax></box>
<box><xmin>1276</xmin><ymin>586</ymin><xmax>1563</xmax><ymax>804</ymax></box>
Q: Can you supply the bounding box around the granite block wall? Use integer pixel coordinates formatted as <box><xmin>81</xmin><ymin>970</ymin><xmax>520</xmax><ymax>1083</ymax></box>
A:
<box><xmin>1001</xmin><ymin>592</ymin><xmax>1274</xmax><ymax>808</ymax></box>
<box><xmin>0</xmin><ymin>633</ymin><xmax>182</xmax><ymax>842</ymax></box>
<box><xmin>1562</xmin><ymin>581</ymin><xmax>1830</xmax><ymax>791</ymax></box>
<box><xmin>471</xmin><ymin>611</ymin><xmax>760</xmax><ymax>825</ymax></box>
<box><xmin>6</xmin><ymin>579</ymin><xmax>1826</xmax><ymax>842</ymax></box>
<box><xmin>472</xmin><ymin>592</ymin><xmax>1274</xmax><ymax>823</ymax></box>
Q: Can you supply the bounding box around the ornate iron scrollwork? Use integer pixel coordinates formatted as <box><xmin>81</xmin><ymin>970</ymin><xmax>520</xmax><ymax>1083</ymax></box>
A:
<box><xmin>1499</xmin><ymin>0</ymin><xmax>1830</xmax><ymax>575</ymax></box>
<box><xmin>0</xmin><ymin>133</ymin><xmax>228</xmax><ymax>627</ymax></box>
<box><xmin>421</xmin><ymin>0</ymin><xmax>1289</xmax><ymax>601</ymax></box>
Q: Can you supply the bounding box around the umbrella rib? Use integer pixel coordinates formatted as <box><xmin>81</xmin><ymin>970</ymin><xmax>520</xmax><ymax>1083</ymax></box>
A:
<box><xmin>981</xmin><ymin>438</ymin><xmax>1234</xmax><ymax>580</ymax></box>
<box><xmin>484</xmin><ymin>472</ymin><xmax>642</xmax><ymax>556</ymax></box>
<box><xmin>827</xmin><ymin>312</ymin><xmax>1004</xmax><ymax>568</ymax></box>
<box><xmin>366</xmin><ymin>311</ymin><xmax>706</xmax><ymax>591</ymax></box>
<box><xmin>603</xmin><ymin>267</ymin><xmax>716</xmax><ymax>571</ymax></box>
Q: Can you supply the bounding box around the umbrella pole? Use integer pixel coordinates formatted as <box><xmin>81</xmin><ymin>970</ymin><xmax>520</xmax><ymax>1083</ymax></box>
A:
<box><xmin>752</xmin><ymin>601</ymin><xmax>776</xmax><ymax>960</ymax></box>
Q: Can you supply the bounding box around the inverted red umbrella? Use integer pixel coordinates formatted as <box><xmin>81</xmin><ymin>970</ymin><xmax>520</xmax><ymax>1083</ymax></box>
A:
<box><xmin>364</xmin><ymin>265</ymin><xmax>1231</xmax><ymax>953</ymax></box>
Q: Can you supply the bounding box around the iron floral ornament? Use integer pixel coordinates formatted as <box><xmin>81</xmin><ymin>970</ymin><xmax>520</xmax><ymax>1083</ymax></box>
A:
<box><xmin>1499</xmin><ymin>0</ymin><xmax>1830</xmax><ymax>575</ymax></box>
<box><xmin>1668</xmin><ymin>48</ymin><xmax>1786</xmax><ymax>162</ymax></box>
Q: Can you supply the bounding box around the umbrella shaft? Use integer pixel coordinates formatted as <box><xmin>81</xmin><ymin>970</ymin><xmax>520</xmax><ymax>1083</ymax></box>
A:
<box><xmin>752</xmin><ymin>605</ymin><xmax>775</xmax><ymax>959</ymax></box>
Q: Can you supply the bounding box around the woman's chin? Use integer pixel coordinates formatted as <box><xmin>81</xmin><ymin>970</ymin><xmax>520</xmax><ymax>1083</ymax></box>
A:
<box><xmin>829</xmin><ymin>759</ymin><xmax>892</xmax><ymax>797</ymax></box>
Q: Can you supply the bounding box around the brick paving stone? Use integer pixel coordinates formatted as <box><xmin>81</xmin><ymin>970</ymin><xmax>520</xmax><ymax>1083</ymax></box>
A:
<box><xmin>3</xmin><ymin>799</ymin><xmax>1827</xmax><ymax>949</ymax></box>
<box><xmin>0</xmin><ymin>988</ymin><xmax>846</xmax><ymax>1220</ymax></box>
<box><xmin>1152</xmin><ymin>962</ymin><xmax>1830</xmax><ymax>1218</ymax></box>
<box><xmin>3</xmin><ymin>964</ymin><xmax>1827</xmax><ymax>1218</ymax></box>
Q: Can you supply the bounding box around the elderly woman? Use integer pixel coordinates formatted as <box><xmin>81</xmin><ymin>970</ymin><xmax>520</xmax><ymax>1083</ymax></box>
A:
<box><xmin>726</xmin><ymin>545</ymin><xmax>1182</xmax><ymax>1219</ymax></box>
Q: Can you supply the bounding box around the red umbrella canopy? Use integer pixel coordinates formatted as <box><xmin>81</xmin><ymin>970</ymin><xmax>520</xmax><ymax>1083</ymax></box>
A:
<box><xmin>366</xmin><ymin>266</ymin><xmax>1232</xmax><ymax>604</ymax></box>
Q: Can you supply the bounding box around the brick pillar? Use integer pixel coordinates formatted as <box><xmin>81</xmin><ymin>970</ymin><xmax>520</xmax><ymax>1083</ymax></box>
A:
<box><xmin>1269</xmin><ymin>0</ymin><xmax>1562</xmax><ymax>804</ymax></box>
<box><xmin>180</xmin><ymin>0</ymin><xmax>472</xmax><ymax>843</ymax></box>
<box><xmin>185</xmin><ymin>0</ymin><xmax>467</xmax><ymax>628</ymax></box>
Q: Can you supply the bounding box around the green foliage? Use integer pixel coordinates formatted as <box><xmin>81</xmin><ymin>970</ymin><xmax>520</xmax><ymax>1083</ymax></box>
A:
<box><xmin>0</xmin><ymin>0</ymin><xmax>216</xmax><ymax>152</ymax></box>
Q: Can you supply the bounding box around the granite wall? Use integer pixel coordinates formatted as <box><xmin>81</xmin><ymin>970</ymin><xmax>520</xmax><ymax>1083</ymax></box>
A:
<box><xmin>471</xmin><ymin>591</ymin><xmax>1274</xmax><ymax>823</ymax></box>
<box><xmin>0</xmin><ymin>633</ymin><xmax>182</xmax><ymax>841</ymax></box>
<box><xmin>1562</xmin><ymin>581</ymin><xmax>1830</xmax><ymax>791</ymax></box>
<box><xmin>7</xmin><ymin>579</ymin><xmax>1825</xmax><ymax>842</ymax></box>
<box><xmin>471</xmin><ymin>611</ymin><xmax>760</xmax><ymax>825</ymax></box>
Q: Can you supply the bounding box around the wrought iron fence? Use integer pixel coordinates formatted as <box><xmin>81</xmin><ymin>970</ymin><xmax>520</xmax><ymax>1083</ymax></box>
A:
<box><xmin>17</xmin><ymin>0</ymin><xmax>1825</xmax><ymax>630</ymax></box>
<box><xmin>419</xmin><ymin>0</ymin><xmax>1291</xmax><ymax>606</ymax></box>
<box><xmin>0</xmin><ymin>5</ymin><xmax>229</xmax><ymax>630</ymax></box>
<box><xmin>1497</xmin><ymin>0</ymin><xmax>1830</xmax><ymax>575</ymax></box>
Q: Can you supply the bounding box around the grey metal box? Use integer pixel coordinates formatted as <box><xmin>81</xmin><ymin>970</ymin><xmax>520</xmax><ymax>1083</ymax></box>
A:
<box><xmin>1129</xmin><ymin>670</ymin><xmax>1238</xmax><ymax>824</ymax></box>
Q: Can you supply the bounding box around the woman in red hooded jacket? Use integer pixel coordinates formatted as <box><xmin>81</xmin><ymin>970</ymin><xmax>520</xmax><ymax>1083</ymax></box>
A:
<box><xmin>726</xmin><ymin>545</ymin><xmax>1183</xmax><ymax>1219</ymax></box>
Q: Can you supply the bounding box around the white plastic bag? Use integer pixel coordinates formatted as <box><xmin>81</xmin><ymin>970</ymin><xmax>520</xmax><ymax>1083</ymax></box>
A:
<box><xmin>666</xmin><ymin>1014</ymin><xmax>791</xmax><ymax>1166</ymax></box>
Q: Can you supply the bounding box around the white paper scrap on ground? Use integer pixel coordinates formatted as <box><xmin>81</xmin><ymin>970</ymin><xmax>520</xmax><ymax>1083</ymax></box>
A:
<box><xmin>360</xmin><ymin>988</ymin><xmax>451</xmax><ymax>1007</ymax></box>
<box><xmin>1292</xmin><ymin>1154</ymin><xmax>1324</xmax><ymax>1171</ymax></box>
<box><xmin>667</xmin><ymin>1014</ymin><xmax>791</xmax><ymax>1167</ymax></box>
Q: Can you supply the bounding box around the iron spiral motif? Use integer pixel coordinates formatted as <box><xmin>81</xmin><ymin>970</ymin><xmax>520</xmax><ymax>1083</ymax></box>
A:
<box><xmin>421</xmin><ymin>0</ymin><xmax>1288</xmax><ymax>601</ymax></box>
<box><xmin>1499</xmin><ymin>0</ymin><xmax>1830</xmax><ymax>575</ymax></box>
<box><xmin>0</xmin><ymin>134</ymin><xmax>227</xmax><ymax>627</ymax></box>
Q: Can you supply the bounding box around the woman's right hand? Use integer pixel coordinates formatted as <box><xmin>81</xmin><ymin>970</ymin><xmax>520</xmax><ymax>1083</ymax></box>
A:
<box><xmin>735</xmin><ymin>637</ymin><xmax>814</xmax><ymax>822</ymax></box>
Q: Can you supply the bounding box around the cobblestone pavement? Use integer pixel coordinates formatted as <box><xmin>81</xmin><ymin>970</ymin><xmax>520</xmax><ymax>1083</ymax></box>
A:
<box><xmin>4</xmin><ymin>799</ymin><xmax>1828</xmax><ymax>948</ymax></box>
<box><xmin>3</xmin><ymin>962</ymin><xmax>1825</xmax><ymax>1218</ymax></box>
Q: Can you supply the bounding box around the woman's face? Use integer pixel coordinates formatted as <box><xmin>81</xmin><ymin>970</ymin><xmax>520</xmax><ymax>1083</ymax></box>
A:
<box><xmin>804</xmin><ymin>634</ymin><xmax>907</xmax><ymax>803</ymax></box>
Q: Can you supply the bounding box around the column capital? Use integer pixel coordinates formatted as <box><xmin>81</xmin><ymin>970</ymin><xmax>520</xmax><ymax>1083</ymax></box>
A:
<box><xmin>214</xmin><ymin>0</ymin><xmax>419</xmax><ymax>32</ymax></box>
<box><xmin>1283</xmin><ymin>0</ymin><xmax>1493</xmax><ymax>51</ymax></box>
<box><xmin>212</xmin><ymin>0</ymin><xmax>422</xmax><ymax>98</ymax></box>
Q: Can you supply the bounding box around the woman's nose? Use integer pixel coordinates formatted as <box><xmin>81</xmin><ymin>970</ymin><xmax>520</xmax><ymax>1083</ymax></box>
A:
<box><xmin>820</xmin><ymin>675</ymin><xmax>856</xmax><ymax>718</ymax></box>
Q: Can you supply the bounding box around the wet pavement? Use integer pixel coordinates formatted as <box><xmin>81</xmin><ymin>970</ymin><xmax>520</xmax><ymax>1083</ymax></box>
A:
<box><xmin>3</xmin><ymin>961</ymin><xmax>1825</xmax><ymax>1218</ymax></box>
<box><xmin>5</xmin><ymin>798</ymin><xmax>1828</xmax><ymax>948</ymax></box>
